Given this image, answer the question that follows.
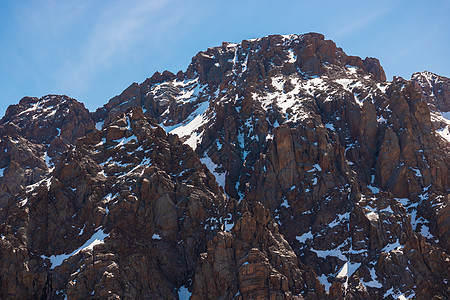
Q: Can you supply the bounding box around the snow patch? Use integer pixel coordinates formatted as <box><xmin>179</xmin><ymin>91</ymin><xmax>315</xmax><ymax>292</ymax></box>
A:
<box><xmin>367</xmin><ymin>185</ymin><xmax>380</xmax><ymax>193</ymax></box>
<box><xmin>168</xmin><ymin>101</ymin><xmax>210</xmax><ymax>150</ymax></box>
<box><xmin>113</xmin><ymin>135</ymin><xmax>137</xmax><ymax>148</ymax></box>
<box><xmin>328</xmin><ymin>212</ymin><xmax>349</xmax><ymax>228</ymax></box>
<box><xmin>384</xmin><ymin>287</ymin><xmax>413</xmax><ymax>300</ymax></box>
<box><xmin>251</xmin><ymin>76</ymin><xmax>313</xmax><ymax>124</ymax></box>
<box><xmin>441</xmin><ymin>111</ymin><xmax>450</xmax><ymax>120</ymax></box>
<box><xmin>95</xmin><ymin>121</ymin><xmax>104</xmax><ymax>130</ymax></box>
<box><xmin>377</xmin><ymin>115</ymin><xmax>387</xmax><ymax>123</ymax></box>
<box><xmin>382</xmin><ymin>239</ymin><xmax>403</xmax><ymax>253</ymax></box>
<box><xmin>376</xmin><ymin>83</ymin><xmax>389</xmax><ymax>93</ymax></box>
<box><xmin>308</xmin><ymin>164</ymin><xmax>322</xmax><ymax>172</ymax></box>
<box><xmin>361</xmin><ymin>267</ymin><xmax>382</xmax><ymax>288</ymax></box>
<box><xmin>436</xmin><ymin>126</ymin><xmax>450</xmax><ymax>143</ymax></box>
<box><xmin>335</xmin><ymin>78</ymin><xmax>353</xmax><ymax>90</ymax></box>
<box><xmin>419</xmin><ymin>224</ymin><xmax>434</xmax><ymax>240</ymax></box>
<box><xmin>200</xmin><ymin>156</ymin><xmax>226</xmax><ymax>189</ymax></box>
<box><xmin>336</xmin><ymin>262</ymin><xmax>360</xmax><ymax>279</ymax></box>
<box><xmin>287</xmin><ymin>49</ymin><xmax>296</xmax><ymax>63</ymax></box>
<box><xmin>410</xmin><ymin>167</ymin><xmax>421</xmax><ymax>177</ymax></box>
<box><xmin>365</xmin><ymin>211</ymin><xmax>379</xmax><ymax>222</ymax></box>
<box><xmin>178</xmin><ymin>286</ymin><xmax>191</xmax><ymax>299</ymax></box>
<box><xmin>224</xmin><ymin>219</ymin><xmax>234</xmax><ymax>232</ymax></box>
<box><xmin>296</xmin><ymin>231</ymin><xmax>313</xmax><ymax>243</ymax></box>
<box><xmin>318</xmin><ymin>274</ymin><xmax>331</xmax><ymax>292</ymax></box>
<box><xmin>42</xmin><ymin>229</ymin><xmax>108</xmax><ymax>268</ymax></box>
<box><xmin>336</xmin><ymin>262</ymin><xmax>361</xmax><ymax>290</ymax></box>
<box><xmin>430</xmin><ymin>111</ymin><xmax>450</xmax><ymax>143</ymax></box>
<box><xmin>311</xmin><ymin>247</ymin><xmax>346</xmax><ymax>261</ymax></box>
<box><xmin>325</xmin><ymin>123</ymin><xmax>335</xmax><ymax>131</ymax></box>
<box><xmin>44</xmin><ymin>151</ymin><xmax>53</xmax><ymax>171</ymax></box>
<box><xmin>104</xmin><ymin>193</ymin><xmax>113</xmax><ymax>202</ymax></box>
<box><xmin>380</xmin><ymin>205</ymin><xmax>394</xmax><ymax>214</ymax></box>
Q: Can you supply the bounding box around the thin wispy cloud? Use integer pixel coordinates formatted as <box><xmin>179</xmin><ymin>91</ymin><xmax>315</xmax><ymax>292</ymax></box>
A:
<box><xmin>55</xmin><ymin>1</ymin><xmax>172</xmax><ymax>92</ymax></box>
<box><xmin>20</xmin><ymin>1</ymin><xmax>89</xmax><ymax>35</ymax></box>
<box><xmin>330</xmin><ymin>3</ymin><xmax>395</xmax><ymax>39</ymax></box>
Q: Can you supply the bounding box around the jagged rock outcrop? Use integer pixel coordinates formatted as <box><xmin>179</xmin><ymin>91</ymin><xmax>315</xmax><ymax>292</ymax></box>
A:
<box><xmin>0</xmin><ymin>95</ymin><xmax>94</xmax><ymax>204</ymax></box>
<box><xmin>0</xmin><ymin>33</ymin><xmax>449</xmax><ymax>299</ymax></box>
<box><xmin>191</xmin><ymin>201</ymin><xmax>323</xmax><ymax>300</ymax></box>
<box><xmin>411</xmin><ymin>71</ymin><xmax>450</xmax><ymax>112</ymax></box>
<box><xmin>0</xmin><ymin>104</ymin><xmax>228</xmax><ymax>298</ymax></box>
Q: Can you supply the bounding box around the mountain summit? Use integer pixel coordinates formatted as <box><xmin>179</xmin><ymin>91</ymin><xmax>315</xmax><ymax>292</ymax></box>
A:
<box><xmin>0</xmin><ymin>33</ymin><xmax>449</xmax><ymax>299</ymax></box>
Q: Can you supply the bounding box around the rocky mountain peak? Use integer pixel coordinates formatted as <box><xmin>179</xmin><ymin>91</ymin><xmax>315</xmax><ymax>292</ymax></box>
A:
<box><xmin>0</xmin><ymin>95</ymin><xmax>94</xmax><ymax>206</ymax></box>
<box><xmin>0</xmin><ymin>33</ymin><xmax>448</xmax><ymax>299</ymax></box>
<box><xmin>1</xmin><ymin>95</ymin><xmax>93</xmax><ymax>144</ymax></box>
<box><xmin>411</xmin><ymin>70</ymin><xmax>450</xmax><ymax>112</ymax></box>
<box><xmin>410</xmin><ymin>71</ymin><xmax>450</xmax><ymax>145</ymax></box>
<box><xmin>184</xmin><ymin>33</ymin><xmax>386</xmax><ymax>87</ymax></box>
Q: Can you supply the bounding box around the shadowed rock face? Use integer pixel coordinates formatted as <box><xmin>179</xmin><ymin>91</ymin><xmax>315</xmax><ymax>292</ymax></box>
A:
<box><xmin>0</xmin><ymin>33</ymin><xmax>449</xmax><ymax>299</ymax></box>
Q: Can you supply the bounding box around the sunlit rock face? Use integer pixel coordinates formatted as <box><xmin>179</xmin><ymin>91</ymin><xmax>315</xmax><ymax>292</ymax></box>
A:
<box><xmin>0</xmin><ymin>33</ymin><xmax>448</xmax><ymax>299</ymax></box>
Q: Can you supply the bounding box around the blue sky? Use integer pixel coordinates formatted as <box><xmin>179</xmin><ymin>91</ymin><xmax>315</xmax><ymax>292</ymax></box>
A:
<box><xmin>0</xmin><ymin>0</ymin><xmax>449</xmax><ymax>116</ymax></box>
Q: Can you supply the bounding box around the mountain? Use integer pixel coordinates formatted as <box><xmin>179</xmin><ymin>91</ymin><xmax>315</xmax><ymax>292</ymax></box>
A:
<box><xmin>0</xmin><ymin>33</ymin><xmax>448</xmax><ymax>299</ymax></box>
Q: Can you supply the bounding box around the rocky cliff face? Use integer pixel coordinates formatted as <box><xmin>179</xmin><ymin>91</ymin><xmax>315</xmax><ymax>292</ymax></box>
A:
<box><xmin>0</xmin><ymin>33</ymin><xmax>449</xmax><ymax>299</ymax></box>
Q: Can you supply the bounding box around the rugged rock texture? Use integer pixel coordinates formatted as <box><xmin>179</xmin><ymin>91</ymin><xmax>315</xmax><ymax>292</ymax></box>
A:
<box><xmin>1</xmin><ymin>105</ymin><xmax>228</xmax><ymax>298</ymax></box>
<box><xmin>0</xmin><ymin>33</ymin><xmax>449</xmax><ymax>299</ymax></box>
<box><xmin>411</xmin><ymin>71</ymin><xmax>450</xmax><ymax>148</ymax></box>
<box><xmin>412</xmin><ymin>71</ymin><xmax>450</xmax><ymax>112</ymax></box>
<box><xmin>191</xmin><ymin>201</ymin><xmax>323</xmax><ymax>300</ymax></box>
